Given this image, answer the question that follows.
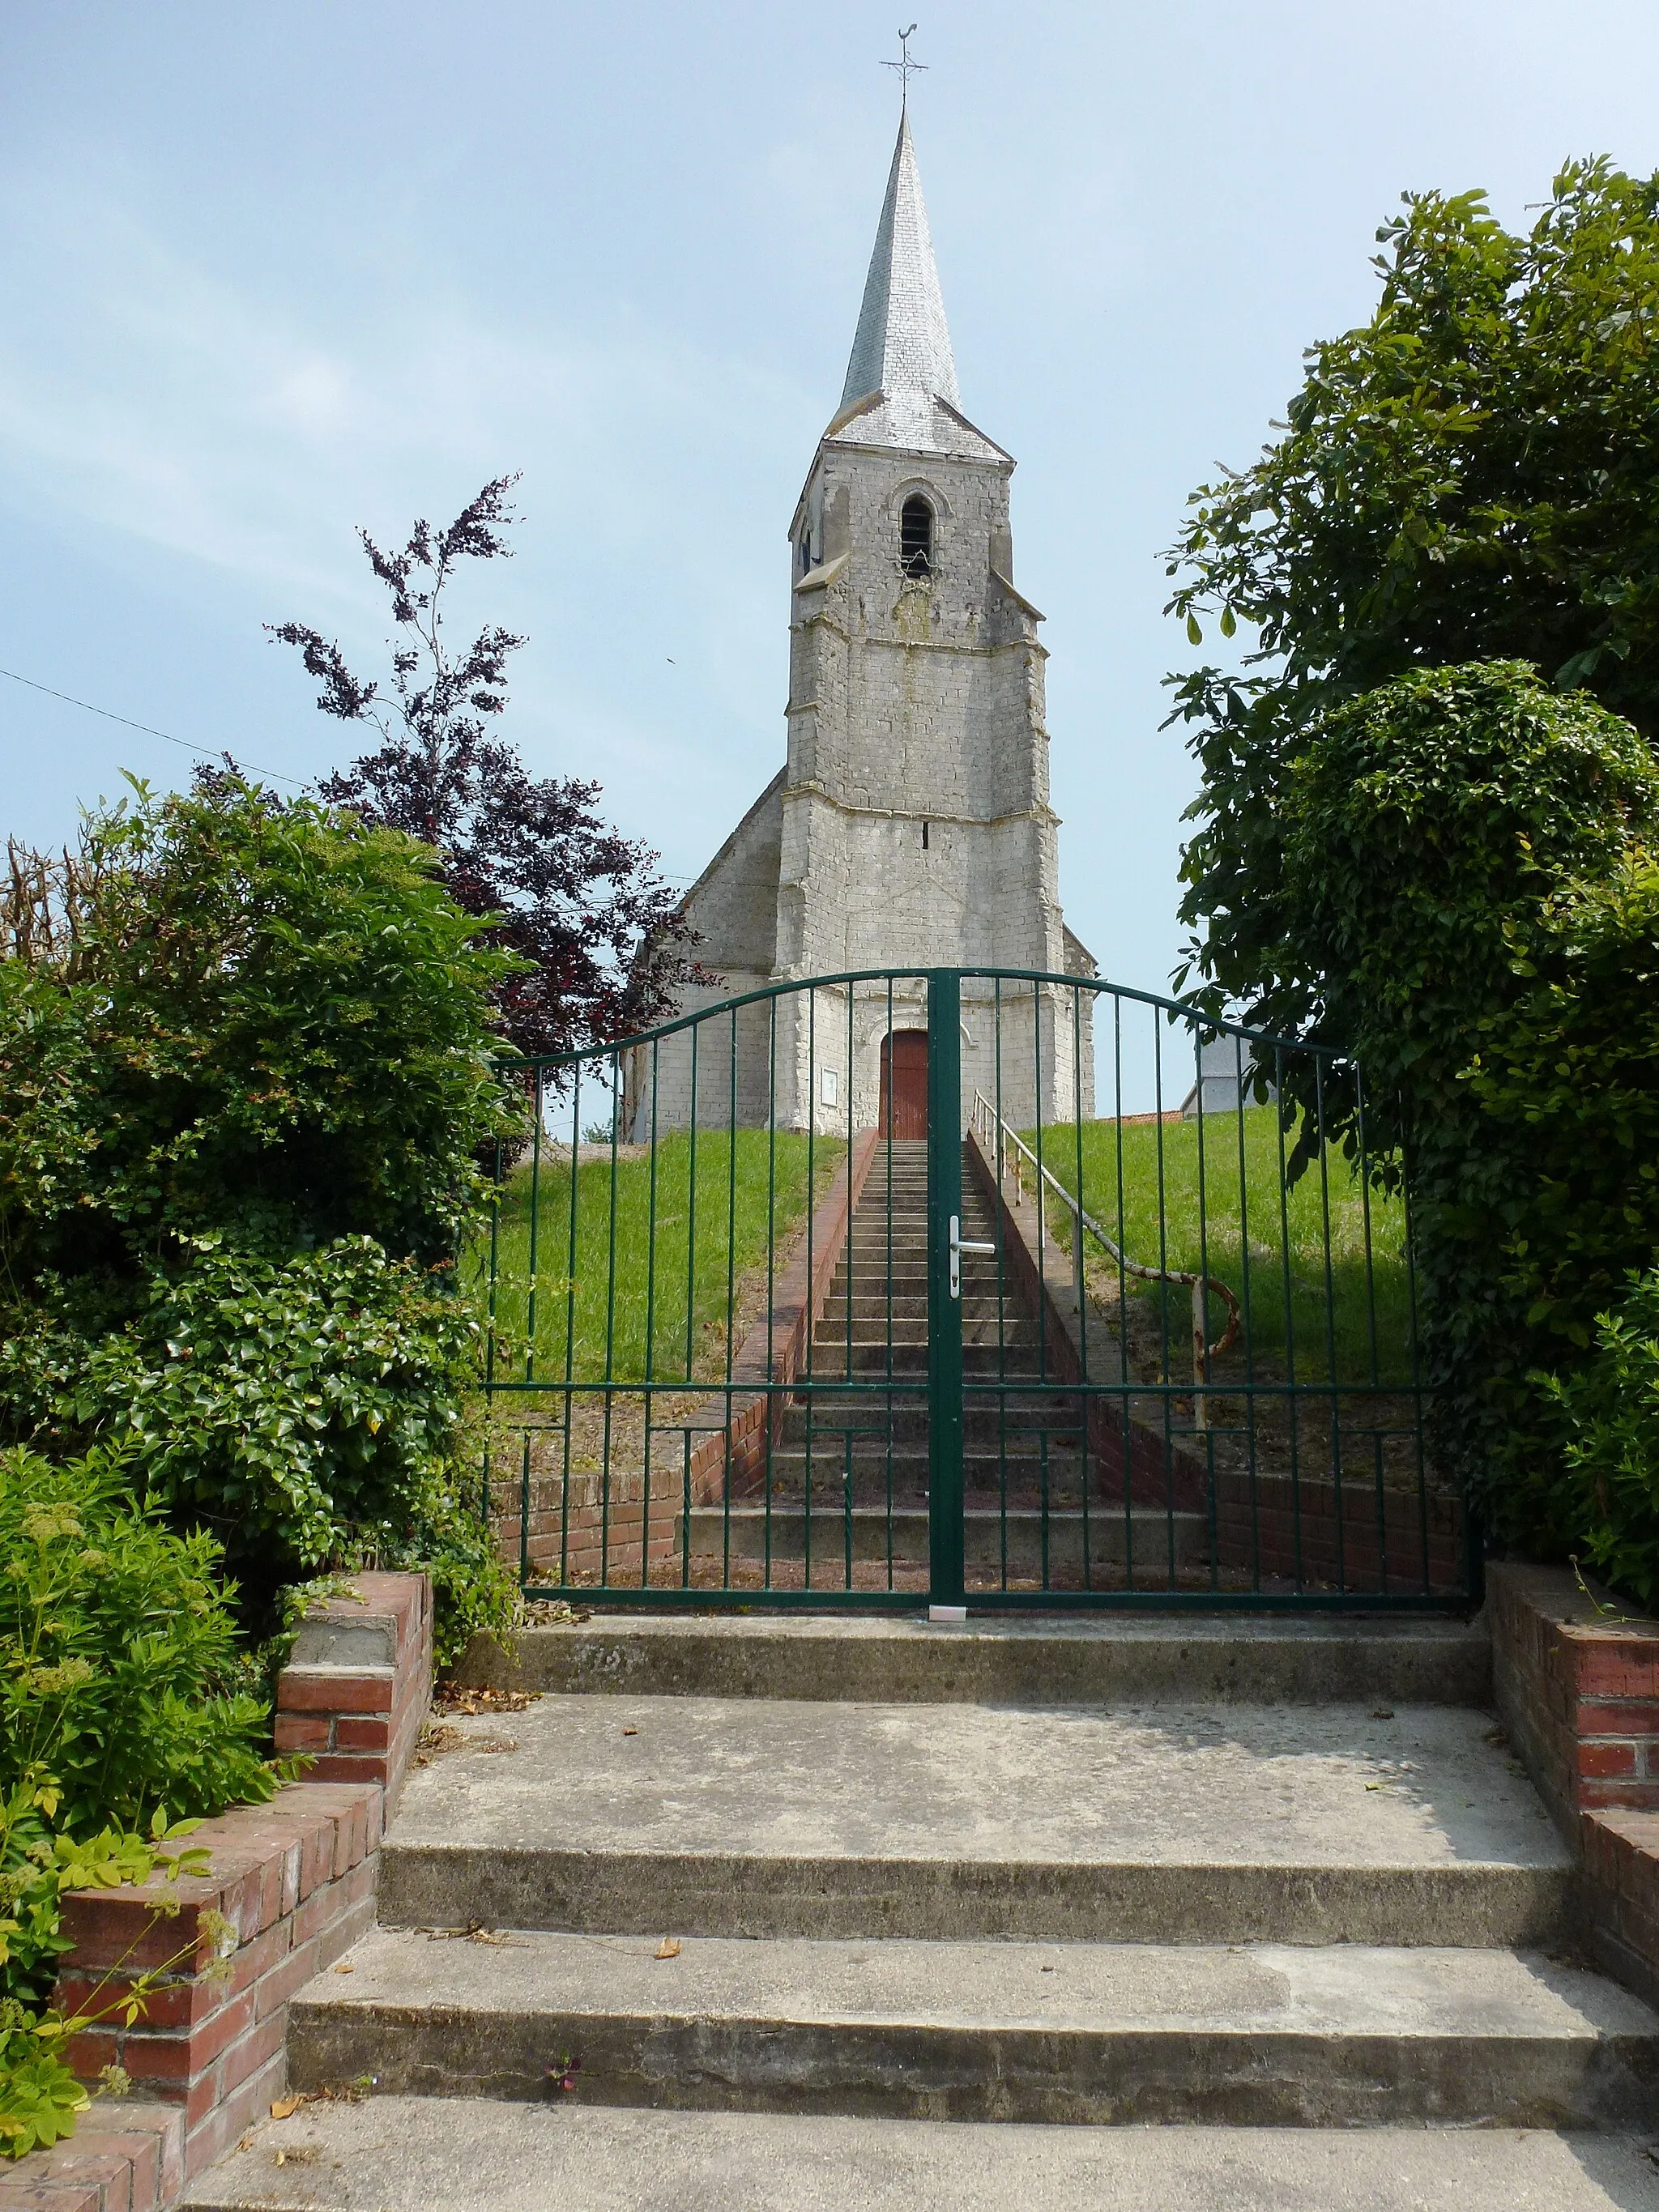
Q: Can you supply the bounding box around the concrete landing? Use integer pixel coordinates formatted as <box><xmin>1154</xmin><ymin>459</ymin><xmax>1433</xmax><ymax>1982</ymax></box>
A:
<box><xmin>462</xmin><ymin>1610</ymin><xmax>1491</xmax><ymax>1705</ymax></box>
<box><xmin>380</xmin><ymin>1693</ymin><xmax>1568</xmax><ymax>1943</ymax></box>
<box><xmin>182</xmin><ymin>2099</ymin><xmax>1659</xmax><ymax>2212</ymax></box>
<box><xmin>288</xmin><ymin>1929</ymin><xmax>1659</xmax><ymax>2127</ymax></box>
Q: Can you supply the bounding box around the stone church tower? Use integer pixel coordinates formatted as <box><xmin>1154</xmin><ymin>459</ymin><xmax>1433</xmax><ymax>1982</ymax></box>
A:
<box><xmin>633</xmin><ymin>112</ymin><xmax>1094</xmax><ymax>1137</ymax></box>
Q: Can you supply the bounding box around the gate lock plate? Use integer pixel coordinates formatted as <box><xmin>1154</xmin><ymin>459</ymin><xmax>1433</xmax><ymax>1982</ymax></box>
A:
<box><xmin>948</xmin><ymin>1215</ymin><xmax>996</xmax><ymax>1301</ymax></box>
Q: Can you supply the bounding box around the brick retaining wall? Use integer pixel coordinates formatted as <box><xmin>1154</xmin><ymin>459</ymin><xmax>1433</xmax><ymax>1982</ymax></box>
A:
<box><xmin>1488</xmin><ymin>1561</ymin><xmax>1659</xmax><ymax>2010</ymax></box>
<box><xmin>0</xmin><ymin>1572</ymin><xmax>431</xmax><ymax>2210</ymax></box>
<box><xmin>1489</xmin><ymin>1561</ymin><xmax>1659</xmax><ymax>1834</ymax></box>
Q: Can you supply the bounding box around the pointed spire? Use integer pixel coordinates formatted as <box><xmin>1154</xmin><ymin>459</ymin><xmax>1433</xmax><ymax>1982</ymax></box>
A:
<box><xmin>840</xmin><ymin>112</ymin><xmax>960</xmax><ymax>413</ymax></box>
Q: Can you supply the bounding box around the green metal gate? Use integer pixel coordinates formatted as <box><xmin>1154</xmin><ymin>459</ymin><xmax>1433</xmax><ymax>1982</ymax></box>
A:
<box><xmin>477</xmin><ymin>968</ymin><xmax>1478</xmax><ymax>1612</ymax></box>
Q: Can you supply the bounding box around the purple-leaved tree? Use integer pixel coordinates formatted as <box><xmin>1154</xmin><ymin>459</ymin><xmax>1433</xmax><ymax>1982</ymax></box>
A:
<box><xmin>270</xmin><ymin>476</ymin><xmax>704</xmax><ymax>1061</ymax></box>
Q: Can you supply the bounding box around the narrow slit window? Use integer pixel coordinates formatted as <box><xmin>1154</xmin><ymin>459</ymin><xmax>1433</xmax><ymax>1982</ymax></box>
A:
<box><xmin>921</xmin><ymin>820</ymin><xmax>930</xmax><ymax>850</ymax></box>
<box><xmin>899</xmin><ymin>495</ymin><xmax>933</xmax><ymax>578</ymax></box>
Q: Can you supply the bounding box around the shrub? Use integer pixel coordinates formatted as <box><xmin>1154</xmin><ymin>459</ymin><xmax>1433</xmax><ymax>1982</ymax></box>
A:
<box><xmin>0</xmin><ymin>780</ymin><xmax>522</xmax><ymax>1651</ymax></box>
<box><xmin>1</xmin><ymin>1443</ymin><xmax>269</xmax><ymax>2161</ymax></box>
<box><xmin>2</xmin><ymin>1240</ymin><xmax>483</xmax><ymax>1574</ymax></box>
<box><xmin>1277</xmin><ymin>662</ymin><xmax>1659</xmax><ymax>1545</ymax></box>
<box><xmin>1</xmin><ymin>1444</ymin><xmax>275</xmax><ymax>1833</ymax></box>
<box><xmin>1545</xmin><ymin>1268</ymin><xmax>1659</xmax><ymax>1604</ymax></box>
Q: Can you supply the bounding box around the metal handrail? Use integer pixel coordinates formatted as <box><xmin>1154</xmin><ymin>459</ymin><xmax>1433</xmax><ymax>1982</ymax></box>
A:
<box><xmin>970</xmin><ymin>1091</ymin><xmax>1242</xmax><ymax>1427</ymax></box>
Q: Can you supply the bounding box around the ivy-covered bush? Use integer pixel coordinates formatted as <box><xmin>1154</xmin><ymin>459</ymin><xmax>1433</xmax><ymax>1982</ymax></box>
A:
<box><xmin>0</xmin><ymin>778</ymin><xmax>521</xmax><ymax>1644</ymax></box>
<box><xmin>1277</xmin><ymin>662</ymin><xmax>1659</xmax><ymax>1548</ymax></box>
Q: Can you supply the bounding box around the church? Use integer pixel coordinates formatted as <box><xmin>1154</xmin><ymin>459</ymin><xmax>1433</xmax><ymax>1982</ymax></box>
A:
<box><xmin>631</xmin><ymin>109</ymin><xmax>1094</xmax><ymax>1137</ymax></box>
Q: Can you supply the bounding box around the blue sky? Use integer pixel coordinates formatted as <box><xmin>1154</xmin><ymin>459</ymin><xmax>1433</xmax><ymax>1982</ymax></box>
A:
<box><xmin>5</xmin><ymin>0</ymin><xmax>1659</xmax><ymax>1014</ymax></box>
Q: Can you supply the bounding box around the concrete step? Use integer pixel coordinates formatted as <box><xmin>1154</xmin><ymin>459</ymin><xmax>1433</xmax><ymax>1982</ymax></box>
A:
<box><xmin>457</xmin><ymin>1612</ymin><xmax>1493</xmax><ymax>1705</ymax></box>
<box><xmin>183</xmin><ymin>2098</ymin><xmax>1659</xmax><ymax>2212</ymax></box>
<box><xmin>815</xmin><ymin>1284</ymin><xmax>1013</xmax><ymax>1313</ymax></box>
<box><xmin>761</xmin><ymin>1442</ymin><xmax>1089</xmax><ymax>1473</ymax></box>
<box><xmin>378</xmin><ymin>1688</ymin><xmax>1565</xmax><ymax>1945</ymax></box>
<box><xmin>283</xmin><ymin>1928</ymin><xmax>1659</xmax><ymax>2129</ymax></box>
<box><xmin>794</xmin><ymin>1344</ymin><xmax>1069</xmax><ymax>1375</ymax></box>
<box><xmin>810</xmin><ymin>1318</ymin><xmax>1039</xmax><ymax>1347</ymax></box>
<box><xmin>769</xmin><ymin>1408</ymin><xmax>1085</xmax><ymax>1449</ymax></box>
<box><xmin>680</xmin><ymin>1505</ymin><xmax>1201</xmax><ymax>1568</ymax></box>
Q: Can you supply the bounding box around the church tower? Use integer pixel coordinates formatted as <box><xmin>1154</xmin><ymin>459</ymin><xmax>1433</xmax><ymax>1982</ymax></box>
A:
<box><xmin>638</xmin><ymin>109</ymin><xmax>1094</xmax><ymax>1135</ymax></box>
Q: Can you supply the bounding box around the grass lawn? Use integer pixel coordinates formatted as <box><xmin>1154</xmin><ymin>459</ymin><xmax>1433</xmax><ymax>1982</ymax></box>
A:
<box><xmin>1024</xmin><ymin>1106</ymin><xmax>1414</xmax><ymax>1387</ymax></box>
<box><xmin>474</xmin><ymin>1130</ymin><xmax>842</xmax><ymax>1387</ymax></box>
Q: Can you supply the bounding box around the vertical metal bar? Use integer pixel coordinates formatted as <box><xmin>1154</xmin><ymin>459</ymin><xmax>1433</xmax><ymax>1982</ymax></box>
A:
<box><xmin>560</xmin><ymin>1059</ymin><xmax>581</xmax><ymax>1587</ymax></box>
<box><xmin>600</xmin><ymin>1048</ymin><xmax>621</xmax><ymax>1586</ymax></box>
<box><xmin>993</xmin><ymin>975</ymin><xmax>1009</xmax><ymax>1592</ymax></box>
<box><xmin>1192</xmin><ymin>1027</ymin><xmax>1207</xmax><ymax>1434</ymax></box>
<box><xmin>1114</xmin><ymin>995</ymin><xmax>1132</xmax><ymax>1592</ymax></box>
<box><xmin>518</xmin><ymin>1434</ymin><xmax>531</xmax><ymax>1588</ymax></box>
<box><xmin>483</xmin><ymin>1108</ymin><xmax>503</xmax><ymax>1535</ymax></box>
<box><xmin>525</xmin><ymin>1068</ymin><xmax>543</xmax><ymax>1387</ymax></box>
<box><xmin>1274</xmin><ymin>1047</ymin><xmax>1303</xmax><ymax>1589</ymax></box>
<box><xmin>885</xmin><ymin>974</ymin><xmax>896</xmax><ymax>1589</ymax></box>
<box><xmin>1315</xmin><ymin>1055</ymin><xmax>1344</xmax><ymax>1593</ymax></box>
<box><xmin>1401</xmin><ymin>1132</ymin><xmax>1435</xmax><ymax>1597</ymax></box>
<box><xmin>804</xmin><ymin>990</ymin><xmax>817</xmax><ymax>1581</ymax></box>
<box><xmin>1193</xmin><ymin>1023</ymin><xmax>1213</xmax><ymax>1601</ymax></box>
<box><xmin>685</xmin><ymin>1016</ymin><xmax>699</xmax><ymax>1385</ymax></box>
<box><xmin>1355</xmin><ymin>1066</ymin><xmax>1388</xmax><ymax>1596</ymax></box>
<box><xmin>680</xmin><ymin>1430</ymin><xmax>693</xmax><ymax>1591</ymax></box>
<box><xmin>1072</xmin><ymin>980</ymin><xmax>1090</xmax><ymax>1593</ymax></box>
<box><xmin>1234</xmin><ymin>1032</ymin><xmax>1257</xmax><ymax>1593</ymax></box>
<box><xmin>844</xmin><ymin>986</ymin><xmax>855</xmax><ymax>1383</ymax></box>
<box><xmin>1153</xmin><ymin>1012</ymin><xmax>1175</xmax><ymax>1589</ymax></box>
<box><xmin>928</xmin><ymin>969</ymin><xmax>966</xmax><ymax>1609</ymax></box>
<box><xmin>725</xmin><ymin>1004</ymin><xmax>738</xmax><ymax>1589</ymax></box>
<box><xmin>640</xmin><ymin>1040</ymin><xmax>661</xmax><ymax>1588</ymax></box>
<box><xmin>764</xmin><ymin>995</ymin><xmax>778</xmax><ymax>1592</ymax></box>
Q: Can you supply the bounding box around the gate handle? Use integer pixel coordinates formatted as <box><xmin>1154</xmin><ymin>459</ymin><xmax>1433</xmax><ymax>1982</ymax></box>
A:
<box><xmin>949</xmin><ymin>1215</ymin><xmax>997</xmax><ymax>1301</ymax></box>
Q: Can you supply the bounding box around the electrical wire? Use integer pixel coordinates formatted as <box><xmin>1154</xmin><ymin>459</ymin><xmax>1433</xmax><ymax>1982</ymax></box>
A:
<box><xmin>0</xmin><ymin>664</ymin><xmax>305</xmax><ymax>790</ymax></box>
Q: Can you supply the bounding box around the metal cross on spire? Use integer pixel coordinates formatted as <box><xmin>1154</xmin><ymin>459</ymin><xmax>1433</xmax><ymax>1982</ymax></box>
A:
<box><xmin>882</xmin><ymin>24</ymin><xmax>926</xmax><ymax>109</ymax></box>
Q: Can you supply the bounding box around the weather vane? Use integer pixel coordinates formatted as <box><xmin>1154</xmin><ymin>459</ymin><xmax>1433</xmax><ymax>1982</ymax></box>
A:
<box><xmin>882</xmin><ymin>24</ymin><xmax>926</xmax><ymax>109</ymax></box>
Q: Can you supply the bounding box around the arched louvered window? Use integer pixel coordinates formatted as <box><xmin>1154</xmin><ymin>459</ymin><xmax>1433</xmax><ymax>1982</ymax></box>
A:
<box><xmin>899</xmin><ymin>495</ymin><xmax>934</xmax><ymax>578</ymax></box>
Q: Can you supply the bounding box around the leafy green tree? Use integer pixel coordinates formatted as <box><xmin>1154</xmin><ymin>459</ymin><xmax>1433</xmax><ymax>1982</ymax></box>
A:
<box><xmin>1166</xmin><ymin>159</ymin><xmax>1659</xmax><ymax>1034</ymax></box>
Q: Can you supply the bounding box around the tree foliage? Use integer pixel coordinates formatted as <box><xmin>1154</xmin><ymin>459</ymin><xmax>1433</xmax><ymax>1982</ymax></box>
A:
<box><xmin>1278</xmin><ymin>663</ymin><xmax>1659</xmax><ymax>1541</ymax></box>
<box><xmin>271</xmin><ymin>477</ymin><xmax>704</xmax><ymax>1061</ymax></box>
<box><xmin>0</xmin><ymin>779</ymin><xmax>517</xmax><ymax>1631</ymax></box>
<box><xmin>1166</xmin><ymin>159</ymin><xmax>1659</xmax><ymax>1032</ymax></box>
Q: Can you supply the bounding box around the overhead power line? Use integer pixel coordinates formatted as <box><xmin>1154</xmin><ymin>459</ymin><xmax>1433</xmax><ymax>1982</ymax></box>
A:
<box><xmin>0</xmin><ymin>664</ymin><xmax>305</xmax><ymax>791</ymax></box>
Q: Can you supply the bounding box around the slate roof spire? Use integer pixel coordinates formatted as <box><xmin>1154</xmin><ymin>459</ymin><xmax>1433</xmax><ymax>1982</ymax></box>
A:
<box><xmin>840</xmin><ymin>111</ymin><xmax>961</xmax><ymax>414</ymax></box>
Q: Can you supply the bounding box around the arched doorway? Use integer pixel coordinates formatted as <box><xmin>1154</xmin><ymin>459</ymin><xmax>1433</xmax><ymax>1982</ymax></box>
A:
<box><xmin>879</xmin><ymin>1029</ymin><xmax>928</xmax><ymax>1138</ymax></box>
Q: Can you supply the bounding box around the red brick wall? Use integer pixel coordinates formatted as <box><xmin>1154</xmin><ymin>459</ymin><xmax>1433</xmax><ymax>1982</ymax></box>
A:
<box><xmin>0</xmin><ymin>1571</ymin><xmax>432</xmax><ymax>2210</ymax></box>
<box><xmin>1488</xmin><ymin>1562</ymin><xmax>1659</xmax><ymax>2009</ymax></box>
<box><xmin>272</xmin><ymin>1572</ymin><xmax>433</xmax><ymax>1809</ymax></box>
<box><xmin>1489</xmin><ymin>1561</ymin><xmax>1659</xmax><ymax>1832</ymax></box>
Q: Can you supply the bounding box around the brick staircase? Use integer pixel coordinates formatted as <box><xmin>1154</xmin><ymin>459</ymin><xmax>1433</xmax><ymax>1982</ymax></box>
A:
<box><xmin>182</xmin><ymin>1611</ymin><xmax>1659</xmax><ymax>2211</ymax></box>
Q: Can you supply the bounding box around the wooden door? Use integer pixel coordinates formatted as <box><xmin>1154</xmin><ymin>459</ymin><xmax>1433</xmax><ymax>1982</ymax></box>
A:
<box><xmin>879</xmin><ymin>1030</ymin><xmax>928</xmax><ymax>1139</ymax></box>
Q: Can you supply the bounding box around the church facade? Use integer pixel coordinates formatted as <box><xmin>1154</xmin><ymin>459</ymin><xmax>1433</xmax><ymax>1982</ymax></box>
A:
<box><xmin>630</xmin><ymin>113</ymin><xmax>1094</xmax><ymax>1138</ymax></box>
